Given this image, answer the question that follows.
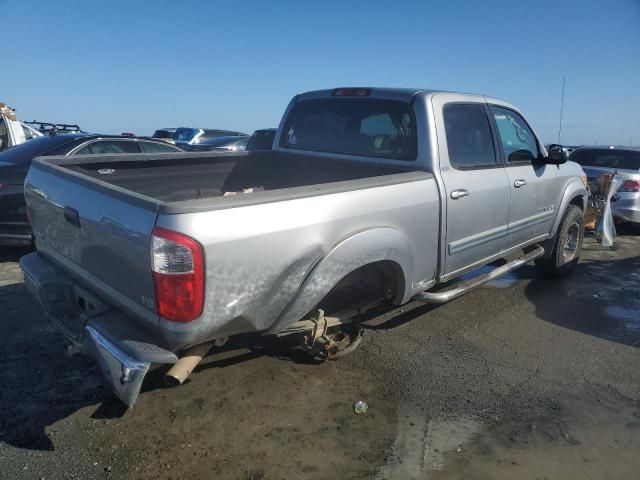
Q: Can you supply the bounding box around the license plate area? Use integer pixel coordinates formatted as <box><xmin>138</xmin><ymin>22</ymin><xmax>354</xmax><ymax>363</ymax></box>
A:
<box><xmin>50</xmin><ymin>285</ymin><xmax>105</xmax><ymax>343</ymax></box>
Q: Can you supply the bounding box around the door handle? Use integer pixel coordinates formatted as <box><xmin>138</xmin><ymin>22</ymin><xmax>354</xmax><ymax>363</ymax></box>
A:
<box><xmin>450</xmin><ymin>189</ymin><xmax>469</xmax><ymax>200</ymax></box>
<box><xmin>514</xmin><ymin>179</ymin><xmax>527</xmax><ymax>188</ymax></box>
<box><xmin>63</xmin><ymin>206</ymin><xmax>81</xmax><ymax>228</ymax></box>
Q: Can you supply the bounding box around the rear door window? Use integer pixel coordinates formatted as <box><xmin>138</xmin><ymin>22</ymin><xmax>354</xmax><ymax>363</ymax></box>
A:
<box><xmin>22</xmin><ymin>125</ymin><xmax>37</xmax><ymax>140</ymax></box>
<box><xmin>280</xmin><ymin>99</ymin><xmax>417</xmax><ymax>161</ymax></box>
<box><xmin>443</xmin><ymin>103</ymin><xmax>497</xmax><ymax>168</ymax></box>
<box><xmin>139</xmin><ymin>141</ymin><xmax>180</xmax><ymax>153</ymax></box>
<box><xmin>75</xmin><ymin>141</ymin><xmax>141</xmax><ymax>154</ymax></box>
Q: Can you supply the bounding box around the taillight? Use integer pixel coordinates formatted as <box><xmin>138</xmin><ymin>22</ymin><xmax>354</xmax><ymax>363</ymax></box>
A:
<box><xmin>621</xmin><ymin>180</ymin><xmax>640</xmax><ymax>192</ymax></box>
<box><xmin>151</xmin><ymin>226</ymin><xmax>204</xmax><ymax>322</ymax></box>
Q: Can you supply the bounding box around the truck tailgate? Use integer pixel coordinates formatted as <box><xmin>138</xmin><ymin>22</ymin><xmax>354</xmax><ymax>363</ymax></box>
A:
<box><xmin>25</xmin><ymin>158</ymin><xmax>160</xmax><ymax>325</ymax></box>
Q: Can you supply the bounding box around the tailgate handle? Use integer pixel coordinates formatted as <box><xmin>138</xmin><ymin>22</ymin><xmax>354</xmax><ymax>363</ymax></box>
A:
<box><xmin>63</xmin><ymin>206</ymin><xmax>81</xmax><ymax>228</ymax></box>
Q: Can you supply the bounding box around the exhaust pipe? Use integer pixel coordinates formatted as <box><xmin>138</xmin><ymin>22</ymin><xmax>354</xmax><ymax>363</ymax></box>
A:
<box><xmin>165</xmin><ymin>342</ymin><xmax>213</xmax><ymax>387</ymax></box>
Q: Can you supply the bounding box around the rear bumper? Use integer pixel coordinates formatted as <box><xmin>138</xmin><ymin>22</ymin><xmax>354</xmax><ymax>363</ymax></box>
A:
<box><xmin>613</xmin><ymin>203</ymin><xmax>640</xmax><ymax>225</ymax></box>
<box><xmin>0</xmin><ymin>221</ymin><xmax>32</xmax><ymax>246</ymax></box>
<box><xmin>0</xmin><ymin>185</ymin><xmax>32</xmax><ymax>246</ymax></box>
<box><xmin>20</xmin><ymin>252</ymin><xmax>177</xmax><ymax>407</ymax></box>
<box><xmin>612</xmin><ymin>191</ymin><xmax>640</xmax><ymax>225</ymax></box>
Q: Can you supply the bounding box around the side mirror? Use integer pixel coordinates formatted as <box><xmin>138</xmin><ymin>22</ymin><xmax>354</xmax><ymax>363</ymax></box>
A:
<box><xmin>547</xmin><ymin>144</ymin><xmax>567</xmax><ymax>164</ymax></box>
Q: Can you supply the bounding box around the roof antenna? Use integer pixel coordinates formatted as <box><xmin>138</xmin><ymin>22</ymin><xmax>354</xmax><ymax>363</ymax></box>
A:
<box><xmin>557</xmin><ymin>76</ymin><xmax>566</xmax><ymax>144</ymax></box>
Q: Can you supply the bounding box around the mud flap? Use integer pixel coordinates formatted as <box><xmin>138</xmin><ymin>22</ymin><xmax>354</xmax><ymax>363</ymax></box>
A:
<box><xmin>87</xmin><ymin>326</ymin><xmax>150</xmax><ymax>408</ymax></box>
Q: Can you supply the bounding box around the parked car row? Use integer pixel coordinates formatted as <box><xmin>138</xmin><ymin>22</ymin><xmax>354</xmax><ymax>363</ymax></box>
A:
<box><xmin>0</xmin><ymin>133</ymin><xmax>182</xmax><ymax>246</ymax></box>
<box><xmin>0</xmin><ymin>120</ymin><xmax>278</xmax><ymax>246</ymax></box>
<box><xmin>151</xmin><ymin>127</ymin><xmax>277</xmax><ymax>152</ymax></box>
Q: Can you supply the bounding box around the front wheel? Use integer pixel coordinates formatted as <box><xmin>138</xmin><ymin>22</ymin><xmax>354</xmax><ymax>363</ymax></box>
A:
<box><xmin>535</xmin><ymin>205</ymin><xmax>584</xmax><ymax>277</ymax></box>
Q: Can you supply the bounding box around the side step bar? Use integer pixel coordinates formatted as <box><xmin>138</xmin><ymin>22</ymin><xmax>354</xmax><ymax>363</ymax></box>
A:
<box><xmin>413</xmin><ymin>246</ymin><xmax>545</xmax><ymax>305</ymax></box>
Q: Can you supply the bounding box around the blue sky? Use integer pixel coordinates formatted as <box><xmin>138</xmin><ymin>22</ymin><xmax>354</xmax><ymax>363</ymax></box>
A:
<box><xmin>2</xmin><ymin>0</ymin><xmax>639</xmax><ymax>145</ymax></box>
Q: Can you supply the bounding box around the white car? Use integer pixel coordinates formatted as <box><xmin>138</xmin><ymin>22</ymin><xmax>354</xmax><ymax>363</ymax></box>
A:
<box><xmin>0</xmin><ymin>103</ymin><xmax>42</xmax><ymax>152</ymax></box>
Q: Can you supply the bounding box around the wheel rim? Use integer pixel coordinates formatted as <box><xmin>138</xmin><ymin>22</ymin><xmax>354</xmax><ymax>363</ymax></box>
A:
<box><xmin>562</xmin><ymin>221</ymin><xmax>580</xmax><ymax>263</ymax></box>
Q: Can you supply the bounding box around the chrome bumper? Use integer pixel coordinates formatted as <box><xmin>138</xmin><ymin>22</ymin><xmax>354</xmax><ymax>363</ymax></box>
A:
<box><xmin>20</xmin><ymin>252</ymin><xmax>177</xmax><ymax>407</ymax></box>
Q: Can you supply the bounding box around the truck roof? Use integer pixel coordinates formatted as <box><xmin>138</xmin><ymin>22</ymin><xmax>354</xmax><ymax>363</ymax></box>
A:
<box><xmin>295</xmin><ymin>87</ymin><xmax>510</xmax><ymax>105</ymax></box>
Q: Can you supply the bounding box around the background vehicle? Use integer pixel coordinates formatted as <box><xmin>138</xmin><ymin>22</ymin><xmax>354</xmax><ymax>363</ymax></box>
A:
<box><xmin>172</xmin><ymin>127</ymin><xmax>247</xmax><ymax>147</ymax></box>
<box><xmin>569</xmin><ymin>146</ymin><xmax>640</xmax><ymax>226</ymax></box>
<box><xmin>0</xmin><ymin>134</ymin><xmax>182</xmax><ymax>246</ymax></box>
<box><xmin>152</xmin><ymin>128</ymin><xmax>176</xmax><ymax>143</ymax></box>
<box><xmin>21</xmin><ymin>88</ymin><xmax>587</xmax><ymax>406</ymax></box>
<box><xmin>0</xmin><ymin>103</ymin><xmax>43</xmax><ymax>152</ymax></box>
<box><xmin>246</xmin><ymin>128</ymin><xmax>276</xmax><ymax>151</ymax></box>
<box><xmin>181</xmin><ymin>135</ymin><xmax>249</xmax><ymax>152</ymax></box>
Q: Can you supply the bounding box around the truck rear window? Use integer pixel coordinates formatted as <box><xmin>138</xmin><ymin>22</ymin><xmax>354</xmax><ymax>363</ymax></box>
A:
<box><xmin>280</xmin><ymin>99</ymin><xmax>417</xmax><ymax>161</ymax></box>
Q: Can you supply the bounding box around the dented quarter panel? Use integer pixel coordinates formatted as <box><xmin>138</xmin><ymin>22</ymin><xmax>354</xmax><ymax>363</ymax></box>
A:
<box><xmin>154</xmin><ymin>175</ymin><xmax>440</xmax><ymax>350</ymax></box>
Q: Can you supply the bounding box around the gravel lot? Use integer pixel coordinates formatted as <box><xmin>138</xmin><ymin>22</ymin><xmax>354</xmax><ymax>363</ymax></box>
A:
<box><xmin>1</xmin><ymin>233</ymin><xmax>639</xmax><ymax>480</ymax></box>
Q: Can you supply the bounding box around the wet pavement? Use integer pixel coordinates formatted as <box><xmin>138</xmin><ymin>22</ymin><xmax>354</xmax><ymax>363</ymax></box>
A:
<box><xmin>0</xmin><ymin>234</ymin><xmax>639</xmax><ymax>479</ymax></box>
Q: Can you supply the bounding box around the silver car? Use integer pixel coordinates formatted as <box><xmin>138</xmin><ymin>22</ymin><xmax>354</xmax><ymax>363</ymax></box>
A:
<box><xmin>570</xmin><ymin>146</ymin><xmax>640</xmax><ymax>226</ymax></box>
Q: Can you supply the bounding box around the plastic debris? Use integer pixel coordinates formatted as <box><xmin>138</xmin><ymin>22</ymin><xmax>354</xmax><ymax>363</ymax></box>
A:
<box><xmin>354</xmin><ymin>400</ymin><xmax>368</xmax><ymax>414</ymax></box>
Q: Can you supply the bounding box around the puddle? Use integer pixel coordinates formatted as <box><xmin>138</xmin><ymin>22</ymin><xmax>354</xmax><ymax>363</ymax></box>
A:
<box><xmin>458</xmin><ymin>265</ymin><xmax>520</xmax><ymax>289</ymax></box>
<box><xmin>429</xmin><ymin>395</ymin><xmax>640</xmax><ymax>480</ymax></box>
<box><xmin>379</xmin><ymin>394</ymin><xmax>640</xmax><ymax>480</ymax></box>
<box><xmin>374</xmin><ymin>404</ymin><xmax>482</xmax><ymax>480</ymax></box>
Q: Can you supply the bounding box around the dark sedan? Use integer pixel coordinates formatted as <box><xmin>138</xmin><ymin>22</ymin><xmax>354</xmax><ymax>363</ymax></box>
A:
<box><xmin>0</xmin><ymin>134</ymin><xmax>182</xmax><ymax>246</ymax></box>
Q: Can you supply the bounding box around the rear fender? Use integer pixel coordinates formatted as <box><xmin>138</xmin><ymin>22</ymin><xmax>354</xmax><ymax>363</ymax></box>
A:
<box><xmin>268</xmin><ymin>227</ymin><xmax>414</xmax><ymax>333</ymax></box>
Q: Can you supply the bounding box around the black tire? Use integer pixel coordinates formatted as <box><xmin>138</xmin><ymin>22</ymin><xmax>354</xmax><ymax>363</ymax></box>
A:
<box><xmin>535</xmin><ymin>205</ymin><xmax>584</xmax><ymax>277</ymax></box>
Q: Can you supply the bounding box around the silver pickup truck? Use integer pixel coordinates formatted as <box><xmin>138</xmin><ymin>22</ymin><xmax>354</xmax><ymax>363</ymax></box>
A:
<box><xmin>20</xmin><ymin>88</ymin><xmax>588</xmax><ymax>406</ymax></box>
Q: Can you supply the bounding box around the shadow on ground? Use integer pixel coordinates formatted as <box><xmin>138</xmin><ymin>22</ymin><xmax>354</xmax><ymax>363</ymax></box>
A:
<box><xmin>0</xmin><ymin>246</ymin><xmax>32</xmax><ymax>263</ymax></box>
<box><xmin>0</xmin><ymin>279</ymin><xmax>108</xmax><ymax>450</ymax></box>
<box><xmin>524</xmin><ymin>250</ymin><xmax>640</xmax><ymax>347</ymax></box>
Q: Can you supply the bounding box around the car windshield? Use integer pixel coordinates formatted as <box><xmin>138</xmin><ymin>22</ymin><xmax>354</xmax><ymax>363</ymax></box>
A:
<box><xmin>199</xmin><ymin>136</ymin><xmax>247</xmax><ymax>147</ymax></box>
<box><xmin>280</xmin><ymin>98</ymin><xmax>417</xmax><ymax>160</ymax></box>
<box><xmin>173</xmin><ymin>128</ymin><xmax>200</xmax><ymax>143</ymax></box>
<box><xmin>0</xmin><ymin>135</ymin><xmax>81</xmax><ymax>164</ymax></box>
<box><xmin>570</xmin><ymin>148</ymin><xmax>640</xmax><ymax>171</ymax></box>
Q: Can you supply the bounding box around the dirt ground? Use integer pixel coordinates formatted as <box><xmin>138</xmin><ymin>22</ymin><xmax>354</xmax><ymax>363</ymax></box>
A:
<box><xmin>1</xmin><ymin>233</ymin><xmax>639</xmax><ymax>480</ymax></box>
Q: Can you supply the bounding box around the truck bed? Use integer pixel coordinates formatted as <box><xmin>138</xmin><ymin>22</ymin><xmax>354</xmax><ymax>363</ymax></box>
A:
<box><xmin>60</xmin><ymin>151</ymin><xmax>409</xmax><ymax>203</ymax></box>
<box><xmin>25</xmin><ymin>150</ymin><xmax>436</xmax><ymax>349</ymax></box>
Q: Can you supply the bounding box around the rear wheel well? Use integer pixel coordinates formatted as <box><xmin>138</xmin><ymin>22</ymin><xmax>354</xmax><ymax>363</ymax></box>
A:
<box><xmin>314</xmin><ymin>260</ymin><xmax>405</xmax><ymax>317</ymax></box>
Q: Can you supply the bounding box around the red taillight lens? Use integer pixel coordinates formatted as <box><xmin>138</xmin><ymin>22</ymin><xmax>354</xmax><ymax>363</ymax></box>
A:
<box><xmin>621</xmin><ymin>180</ymin><xmax>640</xmax><ymax>192</ymax></box>
<box><xmin>151</xmin><ymin>226</ymin><xmax>204</xmax><ymax>322</ymax></box>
